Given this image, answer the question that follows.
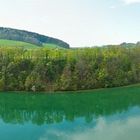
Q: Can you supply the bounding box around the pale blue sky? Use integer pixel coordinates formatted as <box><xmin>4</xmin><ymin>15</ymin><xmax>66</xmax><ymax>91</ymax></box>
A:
<box><xmin>0</xmin><ymin>0</ymin><xmax>140</xmax><ymax>47</ymax></box>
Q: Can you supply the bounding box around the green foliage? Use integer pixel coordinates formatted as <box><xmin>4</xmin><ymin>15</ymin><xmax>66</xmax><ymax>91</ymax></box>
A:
<box><xmin>25</xmin><ymin>71</ymin><xmax>45</xmax><ymax>91</ymax></box>
<box><xmin>0</xmin><ymin>79</ymin><xmax>4</xmax><ymax>91</ymax></box>
<box><xmin>0</xmin><ymin>45</ymin><xmax>140</xmax><ymax>91</ymax></box>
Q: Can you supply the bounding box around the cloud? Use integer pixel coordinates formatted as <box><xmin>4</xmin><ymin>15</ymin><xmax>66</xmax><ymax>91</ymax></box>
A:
<box><xmin>122</xmin><ymin>0</ymin><xmax>140</xmax><ymax>4</ymax></box>
<box><xmin>39</xmin><ymin>116</ymin><xmax>140</xmax><ymax>140</ymax></box>
<box><xmin>110</xmin><ymin>6</ymin><xmax>116</xmax><ymax>9</ymax></box>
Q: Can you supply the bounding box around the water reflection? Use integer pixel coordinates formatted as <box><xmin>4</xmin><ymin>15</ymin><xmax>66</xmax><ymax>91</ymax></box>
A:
<box><xmin>0</xmin><ymin>89</ymin><xmax>140</xmax><ymax>125</ymax></box>
<box><xmin>39</xmin><ymin>110</ymin><xmax>140</xmax><ymax>140</ymax></box>
<box><xmin>0</xmin><ymin>88</ymin><xmax>140</xmax><ymax>140</ymax></box>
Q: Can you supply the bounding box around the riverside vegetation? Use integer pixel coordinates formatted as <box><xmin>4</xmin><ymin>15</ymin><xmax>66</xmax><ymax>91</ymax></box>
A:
<box><xmin>0</xmin><ymin>45</ymin><xmax>140</xmax><ymax>92</ymax></box>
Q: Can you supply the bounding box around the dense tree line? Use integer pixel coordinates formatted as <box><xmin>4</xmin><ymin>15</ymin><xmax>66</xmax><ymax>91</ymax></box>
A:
<box><xmin>0</xmin><ymin>45</ymin><xmax>140</xmax><ymax>91</ymax></box>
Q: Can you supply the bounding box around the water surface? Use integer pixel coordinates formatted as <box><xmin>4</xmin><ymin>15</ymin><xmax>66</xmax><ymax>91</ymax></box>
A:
<box><xmin>0</xmin><ymin>86</ymin><xmax>140</xmax><ymax>140</ymax></box>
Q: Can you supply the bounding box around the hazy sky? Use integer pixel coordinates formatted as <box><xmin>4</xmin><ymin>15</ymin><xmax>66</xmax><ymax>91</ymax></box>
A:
<box><xmin>0</xmin><ymin>0</ymin><xmax>140</xmax><ymax>47</ymax></box>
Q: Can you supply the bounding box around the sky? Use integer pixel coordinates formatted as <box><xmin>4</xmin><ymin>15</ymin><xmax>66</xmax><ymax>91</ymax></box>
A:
<box><xmin>0</xmin><ymin>0</ymin><xmax>140</xmax><ymax>47</ymax></box>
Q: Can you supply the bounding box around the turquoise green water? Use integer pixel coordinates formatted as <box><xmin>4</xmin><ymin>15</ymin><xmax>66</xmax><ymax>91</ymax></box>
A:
<box><xmin>0</xmin><ymin>86</ymin><xmax>140</xmax><ymax>140</ymax></box>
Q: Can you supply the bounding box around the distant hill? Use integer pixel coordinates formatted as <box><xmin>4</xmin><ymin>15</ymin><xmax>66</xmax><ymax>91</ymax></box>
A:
<box><xmin>120</xmin><ymin>42</ymin><xmax>136</xmax><ymax>48</ymax></box>
<box><xmin>0</xmin><ymin>27</ymin><xmax>70</xmax><ymax>49</ymax></box>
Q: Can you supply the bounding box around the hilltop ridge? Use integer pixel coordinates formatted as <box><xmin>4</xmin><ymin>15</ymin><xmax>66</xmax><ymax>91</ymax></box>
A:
<box><xmin>0</xmin><ymin>27</ymin><xmax>70</xmax><ymax>49</ymax></box>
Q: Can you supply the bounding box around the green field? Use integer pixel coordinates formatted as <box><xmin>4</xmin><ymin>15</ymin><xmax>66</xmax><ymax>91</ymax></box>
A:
<box><xmin>43</xmin><ymin>43</ymin><xmax>65</xmax><ymax>49</ymax></box>
<box><xmin>0</xmin><ymin>39</ymin><xmax>63</xmax><ymax>49</ymax></box>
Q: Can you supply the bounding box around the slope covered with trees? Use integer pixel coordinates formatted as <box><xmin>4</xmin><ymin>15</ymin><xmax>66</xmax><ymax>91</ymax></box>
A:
<box><xmin>0</xmin><ymin>45</ymin><xmax>140</xmax><ymax>91</ymax></box>
<box><xmin>0</xmin><ymin>27</ymin><xmax>70</xmax><ymax>49</ymax></box>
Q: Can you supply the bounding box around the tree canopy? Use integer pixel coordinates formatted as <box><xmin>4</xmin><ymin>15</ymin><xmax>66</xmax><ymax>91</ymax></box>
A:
<box><xmin>0</xmin><ymin>45</ymin><xmax>140</xmax><ymax>91</ymax></box>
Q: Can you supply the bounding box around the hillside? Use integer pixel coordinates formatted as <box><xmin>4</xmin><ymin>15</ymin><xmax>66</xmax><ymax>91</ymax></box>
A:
<box><xmin>0</xmin><ymin>39</ymin><xmax>65</xmax><ymax>49</ymax></box>
<box><xmin>0</xmin><ymin>39</ymin><xmax>39</xmax><ymax>49</ymax></box>
<box><xmin>0</xmin><ymin>27</ymin><xmax>70</xmax><ymax>49</ymax></box>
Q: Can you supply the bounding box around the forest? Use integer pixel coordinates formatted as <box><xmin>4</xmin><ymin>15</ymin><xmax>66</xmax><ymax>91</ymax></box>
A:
<box><xmin>0</xmin><ymin>45</ymin><xmax>140</xmax><ymax>91</ymax></box>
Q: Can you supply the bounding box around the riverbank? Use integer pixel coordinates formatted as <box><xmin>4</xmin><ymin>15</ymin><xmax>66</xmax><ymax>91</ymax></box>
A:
<box><xmin>1</xmin><ymin>83</ymin><xmax>140</xmax><ymax>95</ymax></box>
